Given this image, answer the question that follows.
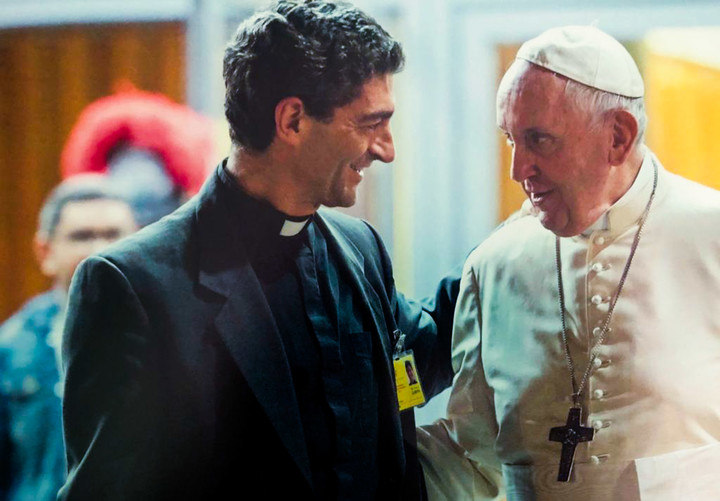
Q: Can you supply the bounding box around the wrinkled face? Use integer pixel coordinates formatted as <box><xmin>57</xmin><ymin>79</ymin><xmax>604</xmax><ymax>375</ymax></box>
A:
<box><xmin>497</xmin><ymin>62</ymin><xmax>614</xmax><ymax>237</ymax></box>
<box><xmin>298</xmin><ymin>74</ymin><xmax>396</xmax><ymax>208</ymax></box>
<box><xmin>39</xmin><ymin>199</ymin><xmax>138</xmax><ymax>291</ymax></box>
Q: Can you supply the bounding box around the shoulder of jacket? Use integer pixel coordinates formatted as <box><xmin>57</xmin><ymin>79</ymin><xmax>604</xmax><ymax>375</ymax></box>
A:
<box><xmin>318</xmin><ymin>207</ymin><xmax>367</xmax><ymax>230</ymax></box>
<box><xmin>464</xmin><ymin>208</ymin><xmax>544</xmax><ymax>269</ymax></box>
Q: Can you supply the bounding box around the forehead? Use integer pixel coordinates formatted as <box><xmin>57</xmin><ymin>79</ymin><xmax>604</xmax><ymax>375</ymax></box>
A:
<box><xmin>338</xmin><ymin>73</ymin><xmax>395</xmax><ymax>118</ymax></box>
<box><xmin>496</xmin><ymin>62</ymin><xmax>577</xmax><ymax>132</ymax></box>
<box><xmin>57</xmin><ymin>198</ymin><xmax>134</xmax><ymax>228</ymax></box>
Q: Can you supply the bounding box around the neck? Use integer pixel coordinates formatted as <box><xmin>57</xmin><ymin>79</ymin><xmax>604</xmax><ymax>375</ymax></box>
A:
<box><xmin>51</xmin><ymin>284</ymin><xmax>68</xmax><ymax>303</ymax></box>
<box><xmin>226</xmin><ymin>145</ymin><xmax>317</xmax><ymax>218</ymax></box>
<box><xmin>566</xmin><ymin>145</ymin><xmax>646</xmax><ymax>237</ymax></box>
<box><xmin>608</xmin><ymin>145</ymin><xmax>645</xmax><ymax>206</ymax></box>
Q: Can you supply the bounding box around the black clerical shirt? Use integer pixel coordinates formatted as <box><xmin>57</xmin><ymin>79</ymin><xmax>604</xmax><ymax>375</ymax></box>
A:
<box><xmin>218</xmin><ymin>166</ymin><xmax>380</xmax><ymax>500</ymax></box>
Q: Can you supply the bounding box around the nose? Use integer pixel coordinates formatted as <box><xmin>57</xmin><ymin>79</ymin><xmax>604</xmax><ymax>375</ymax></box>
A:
<box><xmin>88</xmin><ymin>239</ymin><xmax>111</xmax><ymax>254</ymax></box>
<box><xmin>88</xmin><ymin>235</ymin><xmax>119</xmax><ymax>254</ymax></box>
<box><xmin>510</xmin><ymin>145</ymin><xmax>537</xmax><ymax>184</ymax></box>
<box><xmin>369</xmin><ymin>125</ymin><xmax>395</xmax><ymax>164</ymax></box>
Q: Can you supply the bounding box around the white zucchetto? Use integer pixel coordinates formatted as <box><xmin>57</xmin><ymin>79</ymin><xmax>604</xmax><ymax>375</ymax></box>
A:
<box><xmin>516</xmin><ymin>25</ymin><xmax>644</xmax><ymax>98</ymax></box>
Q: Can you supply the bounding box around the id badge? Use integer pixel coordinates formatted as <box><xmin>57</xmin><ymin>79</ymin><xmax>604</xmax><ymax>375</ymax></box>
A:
<box><xmin>392</xmin><ymin>330</ymin><xmax>426</xmax><ymax>411</ymax></box>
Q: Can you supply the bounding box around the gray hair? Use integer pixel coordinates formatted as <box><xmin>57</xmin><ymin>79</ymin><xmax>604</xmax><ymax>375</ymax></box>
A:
<box><xmin>563</xmin><ymin>77</ymin><xmax>647</xmax><ymax>145</ymax></box>
<box><xmin>38</xmin><ymin>175</ymin><xmax>130</xmax><ymax>239</ymax></box>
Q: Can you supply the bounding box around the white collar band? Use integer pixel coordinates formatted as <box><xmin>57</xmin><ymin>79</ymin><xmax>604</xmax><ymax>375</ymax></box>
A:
<box><xmin>279</xmin><ymin>218</ymin><xmax>310</xmax><ymax>237</ymax></box>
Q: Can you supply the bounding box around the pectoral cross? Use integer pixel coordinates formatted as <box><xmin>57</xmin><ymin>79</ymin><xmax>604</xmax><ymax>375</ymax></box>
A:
<box><xmin>549</xmin><ymin>407</ymin><xmax>594</xmax><ymax>482</ymax></box>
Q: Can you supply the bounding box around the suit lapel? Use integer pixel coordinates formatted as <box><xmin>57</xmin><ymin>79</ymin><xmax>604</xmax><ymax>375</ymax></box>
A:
<box><xmin>194</xmin><ymin>172</ymin><xmax>312</xmax><ymax>486</ymax></box>
<box><xmin>314</xmin><ymin>213</ymin><xmax>406</xmax><ymax>475</ymax></box>
<box><xmin>313</xmin><ymin>213</ymin><xmax>392</xmax><ymax>360</ymax></box>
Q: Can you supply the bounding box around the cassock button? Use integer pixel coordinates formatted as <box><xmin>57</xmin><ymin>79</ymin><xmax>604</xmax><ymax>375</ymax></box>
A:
<box><xmin>592</xmin><ymin>326</ymin><xmax>611</xmax><ymax>337</ymax></box>
<box><xmin>592</xmin><ymin>419</ymin><xmax>611</xmax><ymax>430</ymax></box>
<box><xmin>595</xmin><ymin>236</ymin><xmax>606</xmax><ymax>245</ymax></box>
<box><xmin>591</xmin><ymin>262</ymin><xmax>605</xmax><ymax>273</ymax></box>
<box><xmin>591</xmin><ymin>294</ymin><xmax>605</xmax><ymax>305</ymax></box>
<box><xmin>594</xmin><ymin>358</ymin><xmax>612</xmax><ymax>369</ymax></box>
<box><xmin>593</xmin><ymin>389</ymin><xmax>605</xmax><ymax>399</ymax></box>
<box><xmin>590</xmin><ymin>455</ymin><xmax>601</xmax><ymax>465</ymax></box>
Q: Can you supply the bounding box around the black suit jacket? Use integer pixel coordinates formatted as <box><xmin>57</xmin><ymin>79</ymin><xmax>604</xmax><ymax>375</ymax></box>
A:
<box><xmin>58</xmin><ymin>168</ymin><xmax>459</xmax><ymax>500</ymax></box>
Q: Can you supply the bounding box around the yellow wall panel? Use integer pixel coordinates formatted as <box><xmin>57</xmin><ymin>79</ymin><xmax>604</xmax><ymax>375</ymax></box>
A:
<box><xmin>497</xmin><ymin>43</ymin><xmax>527</xmax><ymax>222</ymax></box>
<box><xmin>0</xmin><ymin>22</ymin><xmax>186</xmax><ymax>321</ymax></box>
<box><xmin>645</xmin><ymin>53</ymin><xmax>720</xmax><ymax>190</ymax></box>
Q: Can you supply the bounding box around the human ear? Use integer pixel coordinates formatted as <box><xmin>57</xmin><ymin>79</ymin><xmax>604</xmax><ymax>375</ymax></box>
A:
<box><xmin>608</xmin><ymin>110</ymin><xmax>638</xmax><ymax>165</ymax></box>
<box><xmin>274</xmin><ymin>97</ymin><xmax>305</xmax><ymax>146</ymax></box>
<box><xmin>34</xmin><ymin>234</ymin><xmax>56</xmax><ymax>278</ymax></box>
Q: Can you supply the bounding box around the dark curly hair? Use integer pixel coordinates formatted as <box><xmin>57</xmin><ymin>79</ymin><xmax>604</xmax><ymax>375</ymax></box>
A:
<box><xmin>223</xmin><ymin>0</ymin><xmax>405</xmax><ymax>152</ymax></box>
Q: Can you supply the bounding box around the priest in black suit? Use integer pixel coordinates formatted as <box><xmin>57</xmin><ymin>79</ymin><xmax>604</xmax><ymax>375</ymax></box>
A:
<box><xmin>58</xmin><ymin>2</ymin><xmax>459</xmax><ymax>500</ymax></box>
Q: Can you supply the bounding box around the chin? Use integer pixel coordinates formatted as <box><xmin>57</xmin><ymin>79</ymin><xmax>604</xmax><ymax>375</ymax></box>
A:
<box><xmin>323</xmin><ymin>192</ymin><xmax>357</xmax><ymax>209</ymax></box>
<box><xmin>337</xmin><ymin>196</ymin><xmax>357</xmax><ymax>208</ymax></box>
<box><xmin>548</xmin><ymin>222</ymin><xmax>585</xmax><ymax>238</ymax></box>
<box><xmin>538</xmin><ymin>211</ymin><xmax>576</xmax><ymax>237</ymax></box>
<box><xmin>340</xmin><ymin>186</ymin><xmax>360</xmax><ymax>208</ymax></box>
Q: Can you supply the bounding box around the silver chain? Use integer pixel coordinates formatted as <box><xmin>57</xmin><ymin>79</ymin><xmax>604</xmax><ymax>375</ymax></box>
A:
<box><xmin>556</xmin><ymin>161</ymin><xmax>658</xmax><ymax>408</ymax></box>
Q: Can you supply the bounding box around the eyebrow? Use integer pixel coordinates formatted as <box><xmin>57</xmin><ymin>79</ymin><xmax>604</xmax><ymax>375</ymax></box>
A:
<box><xmin>525</xmin><ymin>127</ymin><xmax>554</xmax><ymax>137</ymax></box>
<box><xmin>358</xmin><ymin>110</ymin><xmax>394</xmax><ymax>123</ymax></box>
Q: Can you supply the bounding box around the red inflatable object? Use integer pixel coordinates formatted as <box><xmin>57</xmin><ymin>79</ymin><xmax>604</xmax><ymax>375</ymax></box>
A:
<box><xmin>61</xmin><ymin>88</ymin><xmax>216</xmax><ymax>195</ymax></box>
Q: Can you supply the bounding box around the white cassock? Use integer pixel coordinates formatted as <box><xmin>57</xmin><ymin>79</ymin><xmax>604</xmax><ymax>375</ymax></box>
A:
<box><xmin>418</xmin><ymin>150</ymin><xmax>720</xmax><ymax>500</ymax></box>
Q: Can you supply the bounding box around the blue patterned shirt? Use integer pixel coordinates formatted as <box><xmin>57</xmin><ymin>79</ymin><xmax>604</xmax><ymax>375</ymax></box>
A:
<box><xmin>0</xmin><ymin>291</ymin><xmax>66</xmax><ymax>501</ymax></box>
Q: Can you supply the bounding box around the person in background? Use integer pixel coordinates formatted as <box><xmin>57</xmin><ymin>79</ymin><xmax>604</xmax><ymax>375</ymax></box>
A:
<box><xmin>58</xmin><ymin>1</ymin><xmax>460</xmax><ymax>499</ymax></box>
<box><xmin>418</xmin><ymin>25</ymin><xmax>720</xmax><ymax>500</ymax></box>
<box><xmin>60</xmin><ymin>86</ymin><xmax>216</xmax><ymax>227</ymax></box>
<box><xmin>0</xmin><ymin>85</ymin><xmax>215</xmax><ymax>501</ymax></box>
<box><xmin>0</xmin><ymin>175</ymin><xmax>137</xmax><ymax>501</ymax></box>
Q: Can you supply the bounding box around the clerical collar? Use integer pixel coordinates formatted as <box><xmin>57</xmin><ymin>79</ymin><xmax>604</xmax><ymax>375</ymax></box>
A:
<box><xmin>279</xmin><ymin>216</ymin><xmax>311</xmax><ymax>237</ymax></box>
<box><xmin>578</xmin><ymin>150</ymin><xmax>655</xmax><ymax>239</ymax></box>
<box><xmin>217</xmin><ymin>162</ymin><xmax>312</xmax><ymax>240</ymax></box>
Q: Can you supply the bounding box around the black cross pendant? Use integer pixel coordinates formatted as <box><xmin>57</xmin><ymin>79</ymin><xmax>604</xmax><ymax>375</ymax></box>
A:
<box><xmin>548</xmin><ymin>407</ymin><xmax>594</xmax><ymax>482</ymax></box>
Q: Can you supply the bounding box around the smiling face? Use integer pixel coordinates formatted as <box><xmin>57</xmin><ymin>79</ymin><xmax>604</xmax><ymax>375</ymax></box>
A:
<box><xmin>297</xmin><ymin>73</ymin><xmax>396</xmax><ymax>208</ymax></box>
<box><xmin>497</xmin><ymin>62</ymin><xmax>616</xmax><ymax>237</ymax></box>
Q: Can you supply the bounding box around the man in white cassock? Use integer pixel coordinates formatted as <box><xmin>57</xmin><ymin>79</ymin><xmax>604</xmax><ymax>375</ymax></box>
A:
<box><xmin>417</xmin><ymin>25</ymin><xmax>720</xmax><ymax>501</ymax></box>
